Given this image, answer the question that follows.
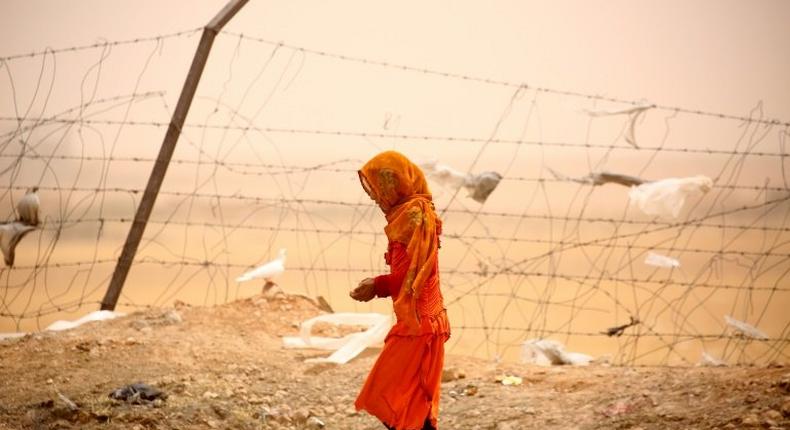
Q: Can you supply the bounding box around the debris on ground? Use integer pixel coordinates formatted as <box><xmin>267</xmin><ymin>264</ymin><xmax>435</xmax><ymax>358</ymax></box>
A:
<box><xmin>109</xmin><ymin>383</ymin><xmax>167</xmax><ymax>404</ymax></box>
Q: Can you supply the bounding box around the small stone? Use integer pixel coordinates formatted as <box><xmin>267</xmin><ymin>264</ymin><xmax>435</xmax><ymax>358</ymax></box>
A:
<box><xmin>741</xmin><ymin>414</ymin><xmax>759</xmax><ymax>426</ymax></box>
<box><xmin>306</xmin><ymin>416</ymin><xmax>325</xmax><ymax>429</ymax></box>
<box><xmin>276</xmin><ymin>404</ymin><xmax>293</xmax><ymax>423</ymax></box>
<box><xmin>163</xmin><ymin>309</ymin><xmax>182</xmax><ymax>324</ymax></box>
<box><xmin>158</xmin><ymin>376</ymin><xmax>176</xmax><ymax>385</ymax></box>
<box><xmin>765</xmin><ymin>409</ymin><xmax>782</xmax><ymax>421</ymax></box>
<box><xmin>293</xmin><ymin>407</ymin><xmax>310</xmax><ymax>423</ymax></box>
<box><xmin>496</xmin><ymin>421</ymin><xmax>516</xmax><ymax>430</ymax></box>
<box><xmin>202</xmin><ymin>391</ymin><xmax>219</xmax><ymax>400</ymax></box>
<box><xmin>212</xmin><ymin>404</ymin><xmax>230</xmax><ymax>420</ymax></box>
<box><xmin>130</xmin><ymin>320</ymin><xmax>149</xmax><ymax>331</ymax></box>
<box><xmin>441</xmin><ymin>367</ymin><xmax>466</xmax><ymax>383</ymax></box>
<box><xmin>256</xmin><ymin>406</ymin><xmax>271</xmax><ymax>422</ymax></box>
<box><xmin>46</xmin><ymin>378</ymin><xmax>54</xmax><ymax>384</ymax></box>
<box><xmin>774</xmin><ymin>374</ymin><xmax>790</xmax><ymax>395</ymax></box>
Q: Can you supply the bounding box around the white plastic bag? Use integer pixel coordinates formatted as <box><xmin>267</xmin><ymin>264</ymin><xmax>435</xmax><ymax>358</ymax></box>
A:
<box><xmin>699</xmin><ymin>351</ymin><xmax>727</xmax><ymax>367</ymax></box>
<box><xmin>724</xmin><ymin>315</ymin><xmax>768</xmax><ymax>340</ymax></box>
<box><xmin>420</xmin><ymin>161</ymin><xmax>467</xmax><ymax>189</ymax></box>
<box><xmin>45</xmin><ymin>310</ymin><xmax>124</xmax><ymax>331</ymax></box>
<box><xmin>629</xmin><ymin>175</ymin><xmax>713</xmax><ymax>219</ymax></box>
<box><xmin>2</xmin><ymin>310</ymin><xmax>125</xmax><ymax>340</ymax></box>
<box><xmin>644</xmin><ymin>252</ymin><xmax>680</xmax><ymax>268</ymax></box>
<box><xmin>282</xmin><ymin>313</ymin><xmax>392</xmax><ymax>364</ymax></box>
<box><xmin>521</xmin><ymin>339</ymin><xmax>592</xmax><ymax>366</ymax></box>
<box><xmin>0</xmin><ymin>332</ymin><xmax>26</xmax><ymax>341</ymax></box>
<box><xmin>420</xmin><ymin>161</ymin><xmax>503</xmax><ymax>203</ymax></box>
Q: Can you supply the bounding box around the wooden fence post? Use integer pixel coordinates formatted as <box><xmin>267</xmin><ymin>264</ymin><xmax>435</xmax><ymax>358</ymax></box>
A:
<box><xmin>101</xmin><ymin>0</ymin><xmax>248</xmax><ymax>310</ymax></box>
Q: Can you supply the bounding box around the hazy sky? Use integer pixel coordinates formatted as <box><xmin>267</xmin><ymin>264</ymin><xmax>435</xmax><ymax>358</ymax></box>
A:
<box><xmin>2</xmin><ymin>0</ymin><xmax>789</xmax><ymax>121</ymax></box>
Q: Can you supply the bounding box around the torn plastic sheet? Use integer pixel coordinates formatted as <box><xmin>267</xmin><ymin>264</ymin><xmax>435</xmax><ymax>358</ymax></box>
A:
<box><xmin>1</xmin><ymin>310</ymin><xmax>125</xmax><ymax>340</ymax></box>
<box><xmin>0</xmin><ymin>221</ymin><xmax>36</xmax><ymax>267</ymax></box>
<box><xmin>46</xmin><ymin>310</ymin><xmax>125</xmax><ymax>331</ymax></box>
<box><xmin>724</xmin><ymin>315</ymin><xmax>769</xmax><ymax>340</ymax></box>
<box><xmin>283</xmin><ymin>313</ymin><xmax>392</xmax><ymax>364</ymax></box>
<box><xmin>420</xmin><ymin>161</ymin><xmax>503</xmax><ymax>203</ymax></box>
<box><xmin>699</xmin><ymin>351</ymin><xmax>727</xmax><ymax>367</ymax></box>
<box><xmin>0</xmin><ymin>332</ymin><xmax>26</xmax><ymax>341</ymax></box>
<box><xmin>521</xmin><ymin>339</ymin><xmax>592</xmax><ymax>366</ymax></box>
<box><xmin>644</xmin><ymin>252</ymin><xmax>680</xmax><ymax>268</ymax></box>
<box><xmin>629</xmin><ymin>175</ymin><xmax>713</xmax><ymax>218</ymax></box>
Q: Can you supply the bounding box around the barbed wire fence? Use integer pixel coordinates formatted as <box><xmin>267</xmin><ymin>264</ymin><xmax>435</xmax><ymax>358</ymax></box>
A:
<box><xmin>1</xmin><ymin>25</ymin><xmax>788</xmax><ymax>366</ymax></box>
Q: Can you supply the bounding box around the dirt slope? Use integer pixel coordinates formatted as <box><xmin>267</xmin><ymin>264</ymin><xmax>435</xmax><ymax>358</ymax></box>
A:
<box><xmin>0</xmin><ymin>293</ymin><xmax>788</xmax><ymax>430</ymax></box>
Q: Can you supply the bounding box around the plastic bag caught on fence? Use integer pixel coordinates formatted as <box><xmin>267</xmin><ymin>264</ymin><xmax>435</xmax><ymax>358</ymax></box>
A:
<box><xmin>724</xmin><ymin>315</ymin><xmax>769</xmax><ymax>340</ymax></box>
<box><xmin>521</xmin><ymin>339</ymin><xmax>592</xmax><ymax>366</ymax></box>
<box><xmin>282</xmin><ymin>313</ymin><xmax>391</xmax><ymax>364</ymax></box>
<box><xmin>628</xmin><ymin>175</ymin><xmax>713</xmax><ymax>218</ymax></box>
<box><xmin>420</xmin><ymin>161</ymin><xmax>503</xmax><ymax>203</ymax></box>
<box><xmin>644</xmin><ymin>252</ymin><xmax>680</xmax><ymax>268</ymax></box>
<box><xmin>699</xmin><ymin>351</ymin><xmax>727</xmax><ymax>367</ymax></box>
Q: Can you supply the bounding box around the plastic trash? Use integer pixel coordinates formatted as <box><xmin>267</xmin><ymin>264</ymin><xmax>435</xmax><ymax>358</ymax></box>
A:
<box><xmin>724</xmin><ymin>315</ymin><xmax>768</xmax><ymax>340</ymax></box>
<box><xmin>420</xmin><ymin>161</ymin><xmax>503</xmax><ymax>203</ymax></box>
<box><xmin>0</xmin><ymin>221</ymin><xmax>36</xmax><ymax>267</ymax></box>
<box><xmin>644</xmin><ymin>252</ymin><xmax>680</xmax><ymax>268</ymax></box>
<box><xmin>45</xmin><ymin>310</ymin><xmax>124</xmax><ymax>332</ymax></box>
<box><xmin>282</xmin><ymin>313</ymin><xmax>391</xmax><ymax>364</ymax></box>
<box><xmin>109</xmin><ymin>383</ymin><xmax>167</xmax><ymax>403</ymax></box>
<box><xmin>236</xmin><ymin>248</ymin><xmax>286</xmax><ymax>283</ymax></box>
<box><xmin>0</xmin><ymin>332</ymin><xmax>26</xmax><ymax>341</ymax></box>
<box><xmin>420</xmin><ymin>161</ymin><xmax>467</xmax><ymax>189</ymax></box>
<box><xmin>699</xmin><ymin>351</ymin><xmax>727</xmax><ymax>367</ymax></box>
<box><xmin>466</xmin><ymin>171</ymin><xmax>503</xmax><ymax>203</ymax></box>
<box><xmin>629</xmin><ymin>175</ymin><xmax>713</xmax><ymax>219</ymax></box>
<box><xmin>498</xmin><ymin>375</ymin><xmax>523</xmax><ymax>386</ymax></box>
<box><xmin>2</xmin><ymin>310</ymin><xmax>124</xmax><ymax>339</ymax></box>
<box><xmin>520</xmin><ymin>339</ymin><xmax>592</xmax><ymax>366</ymax></box>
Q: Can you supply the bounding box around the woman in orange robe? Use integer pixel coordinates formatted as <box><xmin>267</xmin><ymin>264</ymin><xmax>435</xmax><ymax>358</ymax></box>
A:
<box><xmin>350</xmin><ymin>151</ymin><xmax>450</xmax><ymax>430</ymax></box>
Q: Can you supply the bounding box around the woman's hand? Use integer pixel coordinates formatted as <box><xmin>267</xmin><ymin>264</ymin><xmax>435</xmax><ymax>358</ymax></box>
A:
<box><xmin>350</xmin><ymin>277</ymin><xmax>376</xmax><ymax>302</ymax></box>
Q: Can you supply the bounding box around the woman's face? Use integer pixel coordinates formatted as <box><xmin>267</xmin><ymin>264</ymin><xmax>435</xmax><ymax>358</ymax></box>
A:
<box><xmin>360</xmin><ymin>173</ymin><xmax>391</xmax><ymax>212</ymax></box>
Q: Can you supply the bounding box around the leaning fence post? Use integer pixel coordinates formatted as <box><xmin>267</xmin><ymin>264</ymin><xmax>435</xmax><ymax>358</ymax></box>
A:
<box><xmin>100</xmin><ymin>0</ymin><xmax>248</xmax><ymax>311</ymax></box>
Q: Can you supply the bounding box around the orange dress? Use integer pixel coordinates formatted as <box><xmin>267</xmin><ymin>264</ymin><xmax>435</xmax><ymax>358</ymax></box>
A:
<box><xmin>355</xmin><ymin>241</ymin><xmax>451</xmax><ymax>430</ymax></box>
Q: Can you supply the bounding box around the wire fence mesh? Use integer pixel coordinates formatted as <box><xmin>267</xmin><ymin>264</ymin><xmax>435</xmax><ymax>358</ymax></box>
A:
<box><xmin>1</xmin><ymin>29</ymin><xmax>788</xmax><ymax>366</ymax></box>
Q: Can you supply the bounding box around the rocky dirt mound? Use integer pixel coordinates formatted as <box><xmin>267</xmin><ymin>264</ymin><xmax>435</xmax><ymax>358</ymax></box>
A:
<box><xmin>0</xmin><ymin>292</ymin><xmax>788</xmax><ymax>430</ymax></box>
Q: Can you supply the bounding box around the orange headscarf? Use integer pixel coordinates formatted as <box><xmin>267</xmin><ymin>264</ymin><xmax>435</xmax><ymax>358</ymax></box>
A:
<box><xmin>359</xmin><ymin>151</ymin><xmax>441</xmax><ymax>332</ymax></box>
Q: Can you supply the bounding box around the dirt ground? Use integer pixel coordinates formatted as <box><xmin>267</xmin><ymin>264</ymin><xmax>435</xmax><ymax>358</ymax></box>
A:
<box><xmin>0</xmin><ymin>292</ymin><xmax>788</xmax><ymax>430</ymax></box>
